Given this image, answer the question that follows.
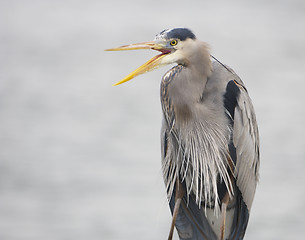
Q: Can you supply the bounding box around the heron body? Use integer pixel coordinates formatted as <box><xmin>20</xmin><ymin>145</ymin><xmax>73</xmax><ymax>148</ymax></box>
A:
<box><xmin>106</xmin><ymin>28</ymin><xmax>260</xmax><ymax>240</ymax></box>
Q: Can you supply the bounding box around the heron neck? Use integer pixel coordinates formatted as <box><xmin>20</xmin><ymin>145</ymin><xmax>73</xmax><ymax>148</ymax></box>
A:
<box><xmin>162</xmin><ymin>61</ymin><xmax>211</xmax><ymax>125</ymax></box>
<box><xmin>174</xmin><ymin>42</ymin><xmax>212</xmax><ymax>102</ymax></box>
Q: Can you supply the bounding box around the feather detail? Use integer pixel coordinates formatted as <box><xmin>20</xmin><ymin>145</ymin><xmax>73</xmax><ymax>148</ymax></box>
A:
<box><xmin>162</xmin><ymin>118</ymin><xmax>233</xmax><ymax>216</ymax></box>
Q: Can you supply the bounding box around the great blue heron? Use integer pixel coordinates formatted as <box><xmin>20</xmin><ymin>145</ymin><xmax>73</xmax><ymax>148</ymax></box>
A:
<box><xmin>106</xmin><ymin>28</ymin><xmax>260</xmax><ymax>240</ymax></box>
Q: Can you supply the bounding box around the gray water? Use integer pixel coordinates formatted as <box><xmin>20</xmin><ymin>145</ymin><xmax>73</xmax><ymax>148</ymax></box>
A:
<box><xmin>1</xmin><ymin>0</ymin><xmax>305</xmax><ymax>239</ymax></box>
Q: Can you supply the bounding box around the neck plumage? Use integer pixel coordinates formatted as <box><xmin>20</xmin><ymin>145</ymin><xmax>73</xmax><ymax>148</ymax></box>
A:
<box><xmin>162</xmin><ymin>41</ymin><xmax>212</xmax><ymax>125</ymax></box>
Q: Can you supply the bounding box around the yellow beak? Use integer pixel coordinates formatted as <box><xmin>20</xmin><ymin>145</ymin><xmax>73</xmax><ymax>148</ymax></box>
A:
<box><xmin>105</xmin><ymin>41</ymin><xmax>170</xmax><ymax>86</ymax></box>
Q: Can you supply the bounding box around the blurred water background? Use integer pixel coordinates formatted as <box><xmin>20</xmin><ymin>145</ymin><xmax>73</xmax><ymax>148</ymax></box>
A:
<box><xmin>1</xmin><ymin>0</ymin><xmax>305</xmax><ymax>239</ymax></box>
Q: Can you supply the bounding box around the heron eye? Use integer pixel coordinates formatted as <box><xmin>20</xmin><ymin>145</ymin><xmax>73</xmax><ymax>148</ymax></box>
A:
<box><xmin>170</xmin><ymin>39</ymin><xmax>178</xmax><ymax>46</ymax></box>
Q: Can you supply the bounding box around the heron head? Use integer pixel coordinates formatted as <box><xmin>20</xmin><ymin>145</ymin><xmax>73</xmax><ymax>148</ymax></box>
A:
<box><xmin>105</xmin><ymin>28</ymin><xmax>197</xmax><ymax>86</ymax></box>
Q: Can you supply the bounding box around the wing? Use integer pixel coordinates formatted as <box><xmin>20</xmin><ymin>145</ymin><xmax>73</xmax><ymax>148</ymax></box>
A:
<box><xmin>224</xmin><ymin>79</ymin><xmax>260</xmax><ymax>211</ymax></box>
<box><xmin>223</xmin><ymin>78</ymin><xmax>260</xmax><ymax>239</ymax></box>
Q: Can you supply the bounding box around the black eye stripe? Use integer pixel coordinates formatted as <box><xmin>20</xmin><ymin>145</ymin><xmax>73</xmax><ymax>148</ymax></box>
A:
<box><xmin>155</xmin><ymin>28</ymin><xmax>196</xmax><ymax>42</ymax></box>
<box><xmin>166</xmin><ymin>28</ymin><xmax>196</xmax><ymax>41</ymax></box>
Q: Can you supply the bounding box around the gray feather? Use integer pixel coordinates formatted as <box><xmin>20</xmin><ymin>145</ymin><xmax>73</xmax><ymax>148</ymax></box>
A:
<box><xmin>161</xmin><ymin>53</ymin><xmax>259</xmax><ymax>239</ymax></box>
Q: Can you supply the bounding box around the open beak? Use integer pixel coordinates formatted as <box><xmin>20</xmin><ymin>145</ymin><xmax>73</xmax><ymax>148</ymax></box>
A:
<box><xmin>105</xmin><ymin>41</ymin><xmax>170</xmax><ymax>86</ymax></box>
